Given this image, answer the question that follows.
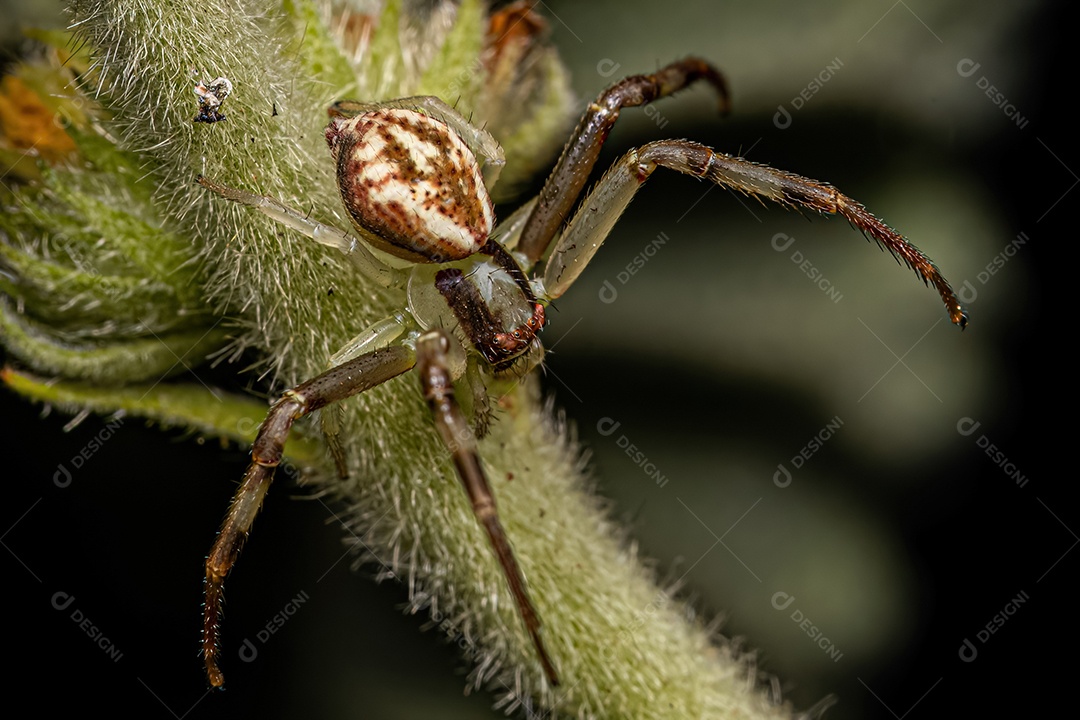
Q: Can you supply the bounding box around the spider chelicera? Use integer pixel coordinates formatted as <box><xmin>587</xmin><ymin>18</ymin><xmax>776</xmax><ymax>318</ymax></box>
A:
<box><xmin>197</xmin><ymin>57</ymin><xmax>967</xmax><ymax>690</ymax></box>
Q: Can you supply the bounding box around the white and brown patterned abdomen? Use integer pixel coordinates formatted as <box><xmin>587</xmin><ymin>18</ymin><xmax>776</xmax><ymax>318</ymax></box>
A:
<box><xmin>326</xmin><ymin>108</ymin><xmax>494</xmax><ymax>264</ymax></box>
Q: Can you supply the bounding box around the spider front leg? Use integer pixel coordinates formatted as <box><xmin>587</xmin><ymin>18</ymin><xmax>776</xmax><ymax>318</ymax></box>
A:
<box><xmin>203</xmin><ymin>345</ymin><xmax>417</xmax><ymax>687</ymax></box>
<box><xmin>540</xmin><ymin>139</ymin><xmax>968</xmax><ymax>328</ymax></box>
<box><xmin>416</xmin><ymin>329</ymin><xmax>559</xmax><ymax>686</ymax></box>
<box><xmin>518</xmin><ymin>56</ymin><xmax>730</xmax><ymax>263</ymax></box>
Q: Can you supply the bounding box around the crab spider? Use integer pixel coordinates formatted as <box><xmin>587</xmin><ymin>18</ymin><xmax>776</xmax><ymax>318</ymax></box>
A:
<box><xmin>198</xmin><ymin>57</ymin><xmax>967</xmax><ymax>690</ymax></box>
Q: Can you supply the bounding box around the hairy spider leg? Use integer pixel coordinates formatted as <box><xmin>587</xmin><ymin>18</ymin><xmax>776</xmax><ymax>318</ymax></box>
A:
<box><xmin>518</xmin><ymin>56</ymin><xmax>730</xmax><ymax>263</ymax></box>
<box><xmin>540</xmin><ymin>140</ymin><xmax>968</xmax><ymax>328</ymax></box>
<box><xmin>320</xmin><ymin>314</ymin><xmax>411</xmax><ymax>480</ymax></box>
<box><xmin>203</xmin><ymin>345</ymin><xmax>416</xmax><ymax>688</ymax></box>
<box><xmin>196</xmin><ymin>175</ymin><xmax>401</xmax><ymax>289</ymax></box>
<box><xmin>416</xmin><ymin>329</ymin><xmax>558</xmax><ymax>686</ymax></box>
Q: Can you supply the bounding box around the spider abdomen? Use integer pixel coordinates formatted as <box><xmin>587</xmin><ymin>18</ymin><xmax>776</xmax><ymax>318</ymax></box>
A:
<box><xmin>326</xmin><ymin>107</ymin><xmax>494</xmax><ymax>264</ymax></box>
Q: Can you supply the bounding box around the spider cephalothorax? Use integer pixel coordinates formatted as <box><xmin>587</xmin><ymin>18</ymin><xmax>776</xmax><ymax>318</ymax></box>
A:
<box><xmin>198</xmin><ymin>57</ymin><xmax>966</xmax><ymax>690</ymax></box>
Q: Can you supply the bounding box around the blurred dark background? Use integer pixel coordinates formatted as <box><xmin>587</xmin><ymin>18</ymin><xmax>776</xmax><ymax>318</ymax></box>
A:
<box><xmin>2</xmin><ymin>1</ymin><xmax>1068</xmax><ymax>718</ymax></box>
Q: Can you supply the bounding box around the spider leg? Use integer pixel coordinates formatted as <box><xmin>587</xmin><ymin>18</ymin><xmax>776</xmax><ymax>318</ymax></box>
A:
<box><xmin>196</xmin><ymin>175</ymin><xmax>401</xmax><ymax>288</ymax></box>
<box><xmin>541</xmin><ymin>139</ymin><xmax>968</xmax><ymax>328</ymax></box>
<box><xmin>517</xmin><ymin>57</ymin><xmax>730</xmax><ymax>263</ymax></box>
<box><xmin>416</xmin><ymin>330</ymin><xmax>559</xmax><ymax>686</ymax></box>
<box><xmin>204</xmin><ymin>345</ymin><xmax>417</xmax><ymax>688</ymax></box>
<box><xmin>320</xmin><ymin>313</ymin><xmax>412</xmax><ymax>479</ymax></box>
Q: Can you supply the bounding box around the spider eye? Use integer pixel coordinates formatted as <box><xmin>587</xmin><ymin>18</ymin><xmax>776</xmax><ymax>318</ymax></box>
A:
<box><xmin>329</xmin><ymin>108</ymin><xmax>494</xmax><ymax>265</ymax></box>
